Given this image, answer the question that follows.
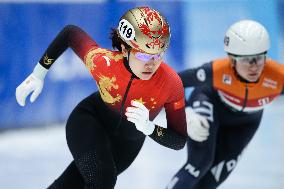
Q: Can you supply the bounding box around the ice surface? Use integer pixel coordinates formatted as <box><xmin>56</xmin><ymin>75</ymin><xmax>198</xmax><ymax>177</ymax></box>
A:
<box><xmin>0</xmin><ymin>98</ymin><xmax>283</xmax><ymax>189</ymax></box>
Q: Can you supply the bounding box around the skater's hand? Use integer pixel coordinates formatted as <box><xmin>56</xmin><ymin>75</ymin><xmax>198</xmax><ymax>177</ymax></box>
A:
<box><xmin>16</xmin><ymin>63</ymin><xmax>48</xmax><ymax>106</ymax></box>
<box><xmin>186</xmin><ymin>107</ymin><xmax>210</xmax><ymax>142</ymax></box>
<box><xmin>125</xmin><ymin>100</ymin><xmax>155</xmax><ymax>135</ymax></box>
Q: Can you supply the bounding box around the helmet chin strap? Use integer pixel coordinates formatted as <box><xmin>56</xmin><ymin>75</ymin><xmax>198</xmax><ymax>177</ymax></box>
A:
<box><xmin>123</xmin><ymin>50</ymin><xmax>139</xmax><ymax>79</ymax></box>
<box><xmin>127</xmin><ymin>50</ymin><xmax>130</xmax><ymax>61</ymax></box>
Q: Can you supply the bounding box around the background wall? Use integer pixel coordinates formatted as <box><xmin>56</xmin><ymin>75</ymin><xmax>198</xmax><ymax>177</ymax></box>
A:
<box><xmin>0</xmin><ymin>0</ymin><xmax>282</xmax><ymax>128</ymax></box>
<box><xmin>0</xmin><ymin>1</ymin><xmax>284</xmax><ymax>189</ymax></box>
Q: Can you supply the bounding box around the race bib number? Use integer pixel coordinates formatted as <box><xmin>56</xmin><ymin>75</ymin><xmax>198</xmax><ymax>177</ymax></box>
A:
<box><xmin>118</xmin><ymin>19</ymin><xmax>135</xmax><ymax>40</ymax></box>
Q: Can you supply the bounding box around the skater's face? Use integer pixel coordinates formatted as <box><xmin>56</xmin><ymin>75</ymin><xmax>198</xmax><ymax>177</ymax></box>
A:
<box><xmin>121</xmin><ymin>45</ymin><xmax>164</xmax><ymax>80</ymax></box>
<box><xmin>230</xmin><ymin>53</ymin><xmax>266</xmax><ymax>82</ymax></box>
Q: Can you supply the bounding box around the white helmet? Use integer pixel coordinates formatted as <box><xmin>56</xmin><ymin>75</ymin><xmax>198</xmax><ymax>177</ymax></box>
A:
<box><xmin>224</xmin><ymin>20</ymin><xmax>270</xmax><ymax>55</ymax></box>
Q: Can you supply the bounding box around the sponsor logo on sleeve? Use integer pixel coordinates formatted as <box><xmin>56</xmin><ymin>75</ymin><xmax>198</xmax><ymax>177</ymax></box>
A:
<box><xmin>222</xmin><ymin>74</ymin><xmax>232</xmax><ymax>85</ymax></box>
<box><xmin>196</xmin><ymin>69</ymin><xmax>206</xmax><ymax>82</ymax></box>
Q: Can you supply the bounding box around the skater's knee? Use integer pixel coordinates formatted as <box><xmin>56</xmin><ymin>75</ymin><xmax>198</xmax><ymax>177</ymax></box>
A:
<box><xmin>76</xmin><ymin>150</ymin><xmax>117</xmax><ymax>188</ymax></box>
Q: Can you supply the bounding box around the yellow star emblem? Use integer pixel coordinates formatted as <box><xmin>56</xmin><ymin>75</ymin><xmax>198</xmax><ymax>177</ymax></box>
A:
<box><xmin>133</xmin><ymin>97</ymin><xmax>146</xmax><ymax>104</ymax></box>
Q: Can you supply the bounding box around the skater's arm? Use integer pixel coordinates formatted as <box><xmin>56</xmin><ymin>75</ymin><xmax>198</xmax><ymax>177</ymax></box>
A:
<box><xmin>38</xmin><ymin>25</ymin><xmax>98</xmax><ymax>69</ymax></box>
<box><xmin>15</xmin><ymin>25</ymin><xmax>106</xmax><ymax>106</ymax></box>
<box><xmin>147</xmin><ymin>72</ymin><xmax>188</xmax><ymax>150</ymax></box>
<box><xmin>178</xmin><ymin>62</ymin><xmax>213</xmax><ymax>88</ymax></box>
<box><xmin>149</xmin><ymin>125</ymin><xmax>186</xmax><ymax>150</ymax></box>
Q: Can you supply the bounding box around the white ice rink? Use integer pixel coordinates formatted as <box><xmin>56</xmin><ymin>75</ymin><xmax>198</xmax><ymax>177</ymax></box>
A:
<box><xmin>0</xmin><ymin>97</ymin><xmax>284</xmax><ymax>189</ymax></box>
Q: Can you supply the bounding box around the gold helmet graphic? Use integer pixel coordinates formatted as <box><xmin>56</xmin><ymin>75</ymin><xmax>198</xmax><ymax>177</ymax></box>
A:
<box><xmin>117</xmin><ymin>7</ymin><xmax>170</xmax><ymax>55</ymax></box>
